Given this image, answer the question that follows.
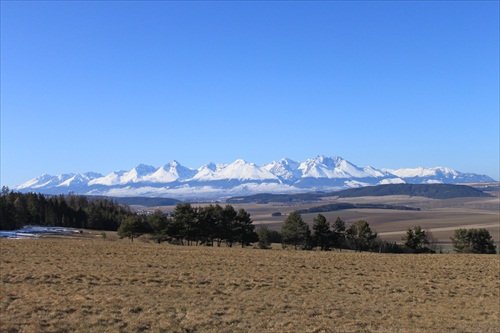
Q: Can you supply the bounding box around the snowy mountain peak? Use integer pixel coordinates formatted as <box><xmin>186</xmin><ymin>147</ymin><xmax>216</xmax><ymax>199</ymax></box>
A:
<box><xmin>383</xmin><ymin>166</ymin><xmax>459</xmax><ymax>179</ymax></box>
<box><xmin>166</xmin><ymin>162</ymin><xmax>178</xmax><ymax>172</ymax></box>
<box><xmin>262</xmin><ymin>158</ymin><xmax>301</xmax><ymax>182</ymax></box>
<box><xmin>13</xmin><ymin>156</ymin><xmax>496</xmax><ymax>198</ymax></box>
<box><xmin>192</xmin><ymin>162</ymin><xmax>229</xmax><ymax>181</ymax></box>
<box><xmin>82</xmin><ymin>172</ymin><xmax>104</xmax><ymax>178</ymax></box>
<box><xmin>297</xmin><ymin>156</ymin><xmax>388</xmax><ymax>179</ymax></box>
<box><xmin>316</xmin><ymin>155</ymin><xmax>334</xmax><ymax>164</ymax></box>
<box><xmin>57</xmin><ymin>172</ymin><xmax>103</xmax><ymax>188</ymax></box>
<box><xmin>217</xmin><ymin>159</ymin><xmax>278</xmax><ymax>181</ymax></box>
<box><xmin>168</xmin><ymin>160</ymin><xmax>181</xmax><ymax>168</ymax></box>
<box><xmin>303</xmin><ymin>155</ymin><xmax>341</xmax><ymax>169</ymax></box>
<box><xmin>202</xmin><ymin>162</ymin><xmax>218</xmax><ymax>171</ymax></box>
<box><xmin>16</xmin><ymin>174</ymin><xmax>68</xmax><ymax>190</ymax></box>
<box><xmin>279</xmin><ymin>157</ymin><xmax>300</xmax><ymax>166</ymax></box>
<box><xmin>141</xmin><ymin>161</ymin><xmax>197</xmax><ymax>183</ymax></box>
<box><xmin>133</xmin><ymin>164</ymin><xmax>157</xmax><ymax>175</ymax></box>
<box><xmin>232</xmin><ymin>159</ymin><xmax>249</xmax><ymax>165</ymax></box>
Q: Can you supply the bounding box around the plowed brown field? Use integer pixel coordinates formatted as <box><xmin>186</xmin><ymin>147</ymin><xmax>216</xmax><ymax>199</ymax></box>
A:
<box><xmin>1</xmin><ymin>237</ymin><xmax>499</xmax><ymax>332</ymax></box>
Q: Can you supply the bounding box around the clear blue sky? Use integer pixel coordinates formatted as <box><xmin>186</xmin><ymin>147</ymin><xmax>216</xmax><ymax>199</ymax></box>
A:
<box><xmin>1</xmin><ymin>1</ymin><xmax>499</xmax><ymax>187</ymax></box>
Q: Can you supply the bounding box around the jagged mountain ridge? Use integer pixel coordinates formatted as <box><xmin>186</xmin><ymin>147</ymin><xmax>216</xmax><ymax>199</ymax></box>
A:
<box><xmin>14</xmin><ymin>155</ymin><xmax>496</xmax><ymax>198</ymax></box>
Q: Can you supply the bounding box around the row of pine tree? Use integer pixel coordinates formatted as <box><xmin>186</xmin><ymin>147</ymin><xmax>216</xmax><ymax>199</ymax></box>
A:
<box><xmin>118</xmin><ymin>203</ymin><xmax>258</xmax><ymax>247</ymax></box>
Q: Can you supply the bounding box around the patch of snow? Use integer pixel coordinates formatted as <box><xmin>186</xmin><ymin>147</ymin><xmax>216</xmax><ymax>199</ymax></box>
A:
<box><xmin>89</xmin><ymin>170</ymin><xmax>128</xmax><ymax>186</ymax></box>
<box><xmin>344</xmin><ymin>180</ymin><xmax>371</xmax><ymax>188</ymax></box>
<box><xmin>0</xmin><ymin>226</ymin><xmax>80</xmax><ymax>239</ymax></box>
<box><xmin>379</xmin><ymin>178</ymin><xmax>406</xmax><ymax>185</ymax></box>
<box><xmin>384</xmin><ymin>167</ymin><xmax>458</xmax><ymax>178</ymax></box>
<box><xmin>425</xmin><ymin>179</ymin><xmax>443</xmax><ymax>184</ymax></box>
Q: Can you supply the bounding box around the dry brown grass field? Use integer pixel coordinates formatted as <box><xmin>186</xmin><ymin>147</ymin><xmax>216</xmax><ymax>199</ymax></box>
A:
<box><xmin>1</xmin><ymin>237</ymin><xmax>499</xmax><ymax>333</ymax></box>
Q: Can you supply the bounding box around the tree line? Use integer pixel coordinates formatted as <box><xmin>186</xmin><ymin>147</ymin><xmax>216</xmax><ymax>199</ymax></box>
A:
<box><xmin>265</xmin><ymin>211</ymin><xmax>496</xmax><ymax>254</ymax></box>
<box><xmin>1</xmin><ymin>189</ymin><xmax>495</xmax><ymax>254</ymax></box>
<box><xmin>0</xmin><ymin>188</ymin><xmax>135</xmax><ymax>231</ymax></box>
<box><xmin>118</xmin><ymin>203</ymin><xmax>258</xmax><ymax>247</ymax></box>
<box><xmin>273</xmin><ymin>212</ymin><xmax>382</xmax><ymax>252</ymax></box>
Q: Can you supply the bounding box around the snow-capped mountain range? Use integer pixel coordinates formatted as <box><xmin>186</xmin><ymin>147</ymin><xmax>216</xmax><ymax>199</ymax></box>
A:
<box><xmin>14</xmin><ymin>156</ymin><xmax>495</xmax><ymax>199</ymax></box>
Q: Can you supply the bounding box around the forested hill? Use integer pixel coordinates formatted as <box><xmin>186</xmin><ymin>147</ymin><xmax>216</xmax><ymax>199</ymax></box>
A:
<box><xmin>297</xmin><ymin>203</ymin><xmax>420</xmax><ymax>215</ymax></box>
<box><xmin>335</xmin><ymin>184</ymin><xmax>491</xmax><ymax>199</ymax></box>
<box><xmin>227</xmin><ymin>184</ymin><xmax>491</xmax><ymax>204</ymax></box>
<box><xmin>111</xmin><ymin>197</ymin><xmax>181</xmax><ymax>207</ymax></box>
<box><xmin>0</xmin><ymin>192</ymin><xmax>136</xmax><ymax>231</ymax></box>
<box><xmin>227</xmin><ymin>193</ymin><xmax>325</xmax><ymax>204</ymax></box>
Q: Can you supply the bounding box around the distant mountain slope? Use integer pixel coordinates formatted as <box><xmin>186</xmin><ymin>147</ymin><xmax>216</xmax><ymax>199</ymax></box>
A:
<box><xmin>14</xmin><ymin>155</ymin><xmax>496</xmax><ymax>198</ymax></box>
<box><xmin>297</xmin><ymin>203</ymin><xmax>421</xmax><ymax>214</ymax></box>
<box><xmin>226</xmin><ymin>193</ymin><xmax>325</xmax><ymax>204</ymax></box>
<box><xmin>227</xmin><ymin>184</ymin><xmax>491</xmax><ymax>203</ymax></box>
<box><xmin>111</xmin><ymin>197</ymin><xmax>181</xmax><ymax>207</ymax></box>
<box><xmin>334</xmin><ymin>184</ymin><xmax>492</xmax><ymax>199</ymax></box>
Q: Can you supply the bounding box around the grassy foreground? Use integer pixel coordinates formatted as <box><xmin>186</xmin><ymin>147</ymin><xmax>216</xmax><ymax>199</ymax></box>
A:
<box><xmin>1</xmin><ymin>237</ymin><xmax>499</xmax><ymax>333</ymax></box>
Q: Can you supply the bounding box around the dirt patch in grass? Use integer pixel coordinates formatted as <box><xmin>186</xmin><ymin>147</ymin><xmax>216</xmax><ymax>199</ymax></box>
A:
<box><xmin>1</xmin><ymin>238</ymin><xmax>499</xmax><ymax>332</ymax></box>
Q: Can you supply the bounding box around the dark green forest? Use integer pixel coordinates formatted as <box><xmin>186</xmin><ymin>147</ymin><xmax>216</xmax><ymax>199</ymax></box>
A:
<box><xmin>297</xmin><ymin>203</ymin><xmax>420</xmax><ymax>214</ymax></box>
<box><xmin>0</xmin><ymin>188</ymin><xmax>135</xmax><ymax>231</ymax></box>
<box><xmin>227</xmin><ymin>184</ymin><xmax>491</xmax><ymax>204</ymax></box>
<box><xmin>0</xmin><ymin>189</ymin><xmax>258</xmax><ymax>248</ymax></box>
<box><xmin>334</xmin><ymin>183</ymin><xmax>491</xmax><ymax>199</ymax></box>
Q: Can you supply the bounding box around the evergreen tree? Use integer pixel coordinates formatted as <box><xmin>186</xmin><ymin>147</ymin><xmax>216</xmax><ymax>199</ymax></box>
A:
<box><xmin>257</xmin><ymin>224</ymin><xmax>272</xmax><ymax>249</ymax></box>
<box><xmin>211</xmin><ymin>204</ymin><xmax>225</xmax><ymax>246</ymax></box>
<box><xmin>197</xmin><ymin>205</ymin><xmax>219</xmax><ymax>246</ymax></box>
<box><xmin>117</xmin><ymin>215</ymin><xmax>148</xmax><ymax>241</ymax></box>
<box><xmin>451</xmin><ymin>228</ymin><xmax>497</xmax><ymax>254</ymax></box>
<box><xmin>312</xmin><ymin>214</ymin><xmax>332</xmax><ymax>250</ymax></box>
<box><xmin>172</xmin><ymin>203</ymin><xmax>196</xmax><ymax>245</ymax></box>
<box><xmin>1</xmin><ymin>186</ymin><xmax>9</xmax><ymax>196</ymax></box>
<box><xmin>86</xmin><ymin>204</ymin><xmax>104</xmax><ymax>230</ymax></box>
<box><xmin>331</xmin><ymin>217</ymin><xmax>346</xmax><ymax>251</ymax></box>
<box><xmin>14</xmin><ymin>196</ymin><xmax>31</xmax><ymax>227</ymax></box>
<box><xmin>0</xmin><ymin>193</ymin><xmax>17</xmax><ymax>230</ymax></box>
<box><xmin>220</xmin><ymin>205</ymin><xmax>238</xmax><ymax>247</ymax></box>
<box><xmin>467</xmin><ymin>229</ymin><xmax>497</xmax><ymax>254</ymax></box>
<box><xmin>375</xmin><ymin>240</ymin><xmax>406</xmax><ymax>253</ymax></box>
<box><xmin>402</xmin><ymin>225</ymin><xmax>433</xmax><ymax>253</ymax></box>
<box><xmin>346</xmin><ymin>220</ymin><xmax>377</xmax><ymax>252</ymax></box>
<box><xmin>281</xmin><ymin>211</ymin><xmax>309</xmax><ymax>250</ymax></box>
<box><xmin>148</xmin><ymin>210</ymin><xmax>170</xmax><ymax>243</ymax></box>
<box><xmin>268</xmin><ymin>230</ymin><xmax>283</xmax><ymax>244</ymax></box>
<box><xmin>450</xmin><ymin>228</ymin><xmax>471</xmax><ymax>253</ymax></box>
<box><xmin>234</xmin><ymin>208</ymin><xmax>258</xmax><ymax>248</ymax></box>
<box><xmin>303</xmin><ymin>224</ymin><xmax>313</xmax><ymax>250</ymax></box>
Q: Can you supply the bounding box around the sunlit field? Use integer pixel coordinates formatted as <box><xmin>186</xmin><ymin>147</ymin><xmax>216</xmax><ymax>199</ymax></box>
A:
<box><xmin>1</xmin><ymin>237</ymin><xmax>499</xmax><ymax>332</ymax></box>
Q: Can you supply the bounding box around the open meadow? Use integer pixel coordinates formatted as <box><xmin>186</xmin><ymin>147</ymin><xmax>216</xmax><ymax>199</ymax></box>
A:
<box><xmin>1</xmin><ymin>237</ymin><xmax>499</xmax><ymax>332</ymax></box>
